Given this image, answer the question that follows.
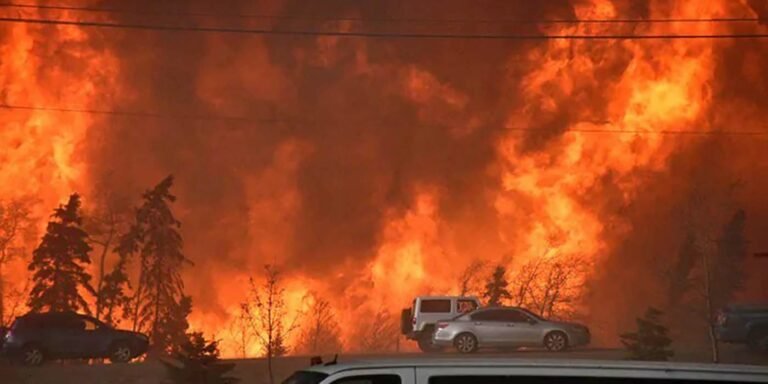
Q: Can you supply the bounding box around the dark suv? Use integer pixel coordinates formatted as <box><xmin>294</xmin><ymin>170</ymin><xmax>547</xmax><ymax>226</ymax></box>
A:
<box><xmin>1</xmin><ymin>311</ymin><xmax>149</xmax><ymax>366</ymax></box>
<box><xmin>716</xmin><ymin>304</ymin><xmax>768</xmax><ymax>351</ymax></box>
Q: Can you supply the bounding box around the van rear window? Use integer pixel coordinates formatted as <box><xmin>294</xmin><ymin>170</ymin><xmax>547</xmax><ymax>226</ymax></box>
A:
<box><xmin>420</xmin><ymin>299</ymin><xmax>451</xmax><ymax>313</ymax></box>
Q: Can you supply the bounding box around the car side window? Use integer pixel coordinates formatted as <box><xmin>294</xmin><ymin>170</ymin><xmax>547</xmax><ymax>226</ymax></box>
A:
<box><xmin>331</xmin><ymin>375</ymin><xmax>401</xmax><ymax>384</ymax></box>
<box><xmin>457</xmin><ymin>300</ymin><xmax>478</xmax><ymax>313</ymax></box>
<box><xmin>500</xmin><ymin>310</ymin><xmax>531</xmax><ymax>323</ymax></box>
<box><xmin>82</xmin><ymin>318</ymin><xmax>99</xmax><ymax>331</ymax></box>
<box><xmin>470</xmin><ymin>310</ymin><xmax>501</xmax><ymax>321</ymax></box>
<box><xmin>57</xmin><ymin>315</ymin><xmax>85</xmax><ymax>330</ymax></box>
<box><xmin>420</xmin><ymin>300</ymin><xmax>451</xmax><ymax>313</ymax></box>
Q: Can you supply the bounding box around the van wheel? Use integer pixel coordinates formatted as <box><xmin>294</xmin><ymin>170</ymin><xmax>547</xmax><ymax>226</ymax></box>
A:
<box><xmin>454</xmin><ymin>333</ymin><xmax>478</xmax><ymax>354</ymax></box>
<box><xmin>544</xmin><ymin>331</ymin><xmax>568</xmax><ymax>352</ymax></box>
<box><xmin>20</xmin><ymin>344</ymin><xmax>45</xmax><ymax>366</ymax></box>
<box><xmin>109</xmin><ymin>341</ymin><xmax>133</xmax><ymax>363</ymax></box>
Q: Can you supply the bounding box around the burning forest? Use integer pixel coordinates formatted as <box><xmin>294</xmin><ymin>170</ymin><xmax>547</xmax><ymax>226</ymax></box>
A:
<box><xmin>1</xmin><ymin>0</ymin><xmax>768</xmax><ymax>359</ymax></box>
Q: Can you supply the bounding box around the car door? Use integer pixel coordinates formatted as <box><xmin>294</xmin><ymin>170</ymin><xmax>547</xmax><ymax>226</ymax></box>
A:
<box><xmin>75</xmin><ymin>316</ymin><xmax>111</xmax><ymax>357</ymax></box>
<box><xmin>44</xmin><ymin>313</ymin><xmax>85</xmax><ymax>358</ymax></box>
<box><xmin>497</xmin><ymin>309</ymin><xmax>541</xmax><ymax>346</ymax></box>
<box><xmin>468</xmin><ymin>309</ymin><xmax>508</xmax><ymax>345</ymax></box>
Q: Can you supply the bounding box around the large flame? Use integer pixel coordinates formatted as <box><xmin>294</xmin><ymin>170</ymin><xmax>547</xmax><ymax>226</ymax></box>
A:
<box><xmin>2</xmin><ymin>0</ymin><xmax>767</xmax><ymax>356</ymax></box>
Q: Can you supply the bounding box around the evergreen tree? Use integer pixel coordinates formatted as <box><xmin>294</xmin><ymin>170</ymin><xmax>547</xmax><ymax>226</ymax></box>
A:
<box><xmin>96</xmin><ymin>255</ymin><xmax>131</xmax><ymax>326</ymax></box>
<box><xmin>620</xmin><ymin>307</ymin><xmax>674</xmax><ymax>361</ymax></box>
<box><xmin>119</xmin><ymin>175</ymin><xmax>192</xmax><ymax>353</ymax></box>
<box><xmin>162</xmin><ymin>332</ymin><xmax>239</xmax><ymax>384</ymax></box>
<box><xmin>27</xmin><ymin>194</ymin><xmax>95</xmax><ymax>313</ymax></box>
<box><xmin>712</xmin><ymin>209</ymin><xmax>747</xmax><ymax>309</ymax></box>
<box><xmin>483</xmin><ymin>265</ymin><xmax>512</xmax><ymax>307</ymax></box>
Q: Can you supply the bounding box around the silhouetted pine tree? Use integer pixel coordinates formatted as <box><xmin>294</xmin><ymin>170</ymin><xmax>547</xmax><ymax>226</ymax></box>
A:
<box><xmin>713</xmin><ymin>209</ymin><xmax>747</xmax><ymax>309</ymax></box>
<box><xmin>96</xmin><ymin>254</ymin><xmax>131</xmax><ymax>326</ymax></box>
<box><xmin>119</xmin><ymin>175</ymin><xmax>192</xmax><ymax>354</ymax></box>
<box><xmin>483</xmin><ymin>265</ymin><xmax>511</xmax><ymax>307</ymax></box>
<box><xmin>620</xmin><ymin>307</ymin><xmax>674</xmax><ymax>361</ymax></box>
<box><xmin>27</xmin><ymin>194</ymin><xmax>95</xmax><ymax>313</ymax></box>
<box><xmin>162</xmin><ymin>332</ymin><xmax>239</xmax><ymax>384</ymax></box>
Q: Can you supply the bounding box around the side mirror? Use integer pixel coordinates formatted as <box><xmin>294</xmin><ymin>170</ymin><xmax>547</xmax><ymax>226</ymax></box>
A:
<box><xmin>527</xmin><ymin>318</ymin><xmax>538</xmax><ymax>325</ymax></box>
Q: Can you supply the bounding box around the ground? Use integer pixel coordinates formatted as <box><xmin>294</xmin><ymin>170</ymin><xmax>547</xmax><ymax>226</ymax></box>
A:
<box><xmin>2</xmin><ymin>346</ymin><xmax>766</xmax><ymax>384</ymax></box>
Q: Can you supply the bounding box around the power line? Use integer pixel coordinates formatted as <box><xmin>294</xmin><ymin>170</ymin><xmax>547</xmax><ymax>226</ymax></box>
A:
<box><xmin>2</xmin><ymin>16</ymin><xmax>768</xmax><ymax>39</ymax></box>
<box><xmin>0</xmin><ymin>2</ymin><xmax>763</xmax><ymax>25</ymax></box>
<box><xmin>2</xmin><ymin>103</ymin><xmax>766</xmax><ymax>136</ymax></box>
<box><xmin>0</xmin><ymin>103</ymin><xmax>276</xmax><ymax>123</ymax></box>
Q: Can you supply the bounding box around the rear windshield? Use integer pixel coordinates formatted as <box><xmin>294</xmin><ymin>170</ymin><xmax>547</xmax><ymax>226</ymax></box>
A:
<box><xmin>282</xmin><ymin>371</ymin><xmax>329</xmax><ymax>384</ymax></box>
<box><xmin>420</xmin><ymin>299</ymin><xmax>451</xmax><ymax>313</ymax></box>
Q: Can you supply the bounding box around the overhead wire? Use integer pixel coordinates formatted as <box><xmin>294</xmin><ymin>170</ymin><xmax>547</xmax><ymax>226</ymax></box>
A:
<box><xmin>0</xmin><ymin>2</ymin><xmax>763</xmax><ymax>25</ymax></box>
<box><xmin>1</xmin><ymin>15</ymin><xmax>768</xmax><ymax>39</ymax></box>
<box><xmin>1</xmin><ymin>103</ymin><xmax>766</xmax><ymax>136</ymax></box>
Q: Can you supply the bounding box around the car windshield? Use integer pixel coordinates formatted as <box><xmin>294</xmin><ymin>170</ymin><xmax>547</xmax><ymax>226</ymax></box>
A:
<box><xmin>1</xmin><ymin>1</ymin><xmax>767</xmax><ymax>383</ymax></box>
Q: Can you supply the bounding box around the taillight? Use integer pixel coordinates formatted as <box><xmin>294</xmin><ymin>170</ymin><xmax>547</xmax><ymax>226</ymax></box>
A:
<box><xmin>716</xmin><ymin>312</ymin><xmax>728</xmax><ymax>326</ymax></box>
<box><xmin>437</xmin><ymin>322</ymin><xmax>449</xmax><ymax>330</ymax></box>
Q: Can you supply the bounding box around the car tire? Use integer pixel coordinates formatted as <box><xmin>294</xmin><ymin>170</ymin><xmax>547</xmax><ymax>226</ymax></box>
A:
<box><xmin>19</xmin><ymin>344</ymin><xmax>45</xmax><ymax>366</ymax></box>
<box><xmin>454</xmin><ymin>333</ymin><xmax>478</xmax><ymax>354</ymax></box>
<box><xmin>109</xmin><ymin>341</ymin><xmax>134</xmax><ymax>363</ymax></box>
<box><xmin>544</xmin><ymin>331</ymin><xmax>569</xmax><ymax>352</ymax></box>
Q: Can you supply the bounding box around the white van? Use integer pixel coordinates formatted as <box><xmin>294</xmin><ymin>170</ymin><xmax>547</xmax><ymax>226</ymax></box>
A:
<box><xmin>283</xmin><ymin>358</ymin><xmax>768</xmax><ymax>384</ymax></box>
<box><xmin>400</xmin><ymin>296</ymin><xmax>481</xmax><ymax>352</ymax></box>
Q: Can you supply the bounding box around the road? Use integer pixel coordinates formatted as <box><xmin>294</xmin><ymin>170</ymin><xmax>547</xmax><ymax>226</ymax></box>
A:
<box><xmin>2</xmin><ymin>347</ymin><xmax>766</xmax><ymax>384</ymax></box>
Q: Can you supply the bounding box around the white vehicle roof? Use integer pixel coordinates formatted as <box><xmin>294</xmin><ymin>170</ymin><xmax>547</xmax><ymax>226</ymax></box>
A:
<box><xmin>303</xmin><ymin>357</ymin><xmax>768</xmax><ymax>382</ymax></box>
<box><xmin>414</xmin><ymin>296</ymin><xmax>479</xmax><ymax>300</ymax></box>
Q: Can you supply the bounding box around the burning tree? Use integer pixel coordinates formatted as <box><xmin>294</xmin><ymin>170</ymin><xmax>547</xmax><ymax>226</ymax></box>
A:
<box><xmin>228</xmin><ymin>303</ymin><xmax>256</xmax><ymax>359</ymax></box>
<box><xmin>353</xmin><ymin>309</ymin><xmax>399</xmax><ymax>353</ymax></box>
<box><xmin>27</xmin><ymin>193</ymin><xmax>96</xmax><ymax>314</ymax></box>
<box><xmin>528</xmin><ymin>257</ymin><xmax>584</xmax><ymax>319</ymax></box>
<box><xmin>483</xmin><ymin>265</ymin><xmax>511</xmax><ymax>307</ymax></box>
<box><xmin>457</xmin><ymin>260</ymin><xmax>486</xmax><ymax>297</ymax></box>
<box><xmin>295</xmin><ymin>293</ymin><xmax>343</xmax><ymax>356</ymax></box>
<box><xmin>0</xmin><ymin>198</ymin><xmax>34</xmax><ymax>326</ymax></box>
<box><xmin>245</xmin><ymin>265</ymin><xmax>299</xmax><ymax>384</ymax></box>
<box><xmin>119</xmin><ymin>175</ymin><xmax>193</xmax><ymax>354</ymax></box>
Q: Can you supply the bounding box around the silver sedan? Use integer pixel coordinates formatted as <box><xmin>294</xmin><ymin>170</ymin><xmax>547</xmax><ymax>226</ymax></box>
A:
<box><xmin>432</xmin><ymin>307</ymin><xmax>590</xmax><ymax>353</ymax></box>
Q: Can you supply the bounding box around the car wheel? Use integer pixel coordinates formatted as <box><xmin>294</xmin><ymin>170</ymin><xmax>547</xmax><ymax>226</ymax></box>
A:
<box><xmin>544</xmin><ymin>331</ymin><xmax>569</xmax><ymax>352</ymax></box>
<box><xmin>454</xmin><ymin>333</ymin><xmax>478</xmax><ymax>354</ymax></box>
<box><xmin>20</xmin><ymin>344</ymin><xmax>45</xmax><ymax>366</ymax></box>
<box><xmin>109</xmin><ymin>342</ymin><xmax>133</xmax><ymax>363</ymax></box>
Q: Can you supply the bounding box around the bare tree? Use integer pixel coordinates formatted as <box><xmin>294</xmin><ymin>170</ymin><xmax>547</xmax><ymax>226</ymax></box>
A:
<box><xmin>0</xmin><ymin>198</ymin><xmax>34</xmax><ymax>327</ymax></box>
<box><xmin>295</xmin><ymin>293</ymin><xmax>343</xmax><ymax>355</ymax></box>
<box><xmin>246</xmin><ymin>265</ymin><xmax>300</xmax><ymax>384</ymax></box>
<box><xmin>228</xmin><ymin>302</ymin><xmax>256</xmax><ymax>358</ymax></box>
<box><xmin>83</xmin><ymin>198</ymin><xmax>129</xmax><ymax>323</ymax></box>
<box><xmin>665</xmin><ymin>177</ymin><xmax>744</xmax><ymax>363</ymax></box>
<box><xmin>353</xmin><ymin>309</ymin><xmax>399</xmax><ymax>353</ymax></box>
<box><xmin>510</xmin><ymin>258</ymin><xmax>545</xmax><ymax>306</ymax></box>
<box><xmin>519</xmin><ymin>256</ymin><xmax>584</xmax><ymax>319</ymax></box>
<box><xmin>457</xmin><ymin>260</ymin><xmax>486</xmax><ymax>296</ymax></box>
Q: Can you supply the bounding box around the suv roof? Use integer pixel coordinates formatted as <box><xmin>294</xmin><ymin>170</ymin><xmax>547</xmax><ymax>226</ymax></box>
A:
<box><xmin>302</xmin><ymin>357</ymin><xmax>768</xmax><ymax>380</ymax></box>
<box><xmin>416</xmin><ymin>296</ymin><xmax>479</xmax><ymax>300</ymax></box>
